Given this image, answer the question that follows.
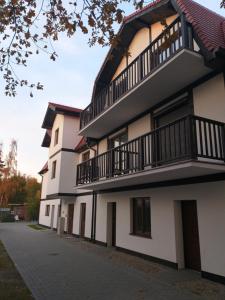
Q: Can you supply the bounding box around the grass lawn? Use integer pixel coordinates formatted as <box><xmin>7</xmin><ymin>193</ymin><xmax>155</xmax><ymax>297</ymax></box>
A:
<box><xmin>0</xmin><ymin>240</ymin><xmax>33</xmax><ymax>300</ymax></box>
<box><xmin>28</xmin><ymin>224</ymin><xmax>47</xmax><ymax>230</ymax></box>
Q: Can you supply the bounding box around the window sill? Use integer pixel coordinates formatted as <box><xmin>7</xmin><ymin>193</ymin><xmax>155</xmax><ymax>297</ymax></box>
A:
<box><xmin>129</xmin><ymin>233</ymin><xmax>152</xmax><ymax>239</ymax></box>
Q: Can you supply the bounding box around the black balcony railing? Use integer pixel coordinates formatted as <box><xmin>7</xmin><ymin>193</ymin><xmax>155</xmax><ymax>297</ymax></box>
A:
<box><xmin>77</xmin><ymin>115</ymin><xmax>225</xmax><ymax>185</ymax></box>
<box><xmin>80</xmin><ymin>16</ymin><xmax>193</xmax><ymax>130</ymax></box>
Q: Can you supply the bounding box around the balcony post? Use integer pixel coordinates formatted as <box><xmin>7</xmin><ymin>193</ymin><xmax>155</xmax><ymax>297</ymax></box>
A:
<box><xmin>109</xmin><ymin>149</ymin><xmax>114</xmax><ymax>177</ymax></box>
<box><xmin>222</xmin><ymin>125</ymin><xmax>225</xmax><ymax>162</ymax></box>
<box><xmin>189</xmin><ymin>115</ymin><xmax>197</xmax><ymax>160</ymax></box>
<box><xmin>91</xmin><ymin>158</ymin><xmax>95</xmax><ymax>182</ymax></box>
<box><xmin>180</xmin><ymin>14</ymin><xmax>189</xmax><ymax>48</ymax></box>
<box><xmin>139</xmin><ymin>54</ymin><xmax>143</xmax><ymax>81</ymax></box>
<box><xmin>138</xmin><ymin>136</ymin><xmax>144</xmax><ymax>171</ymax></box>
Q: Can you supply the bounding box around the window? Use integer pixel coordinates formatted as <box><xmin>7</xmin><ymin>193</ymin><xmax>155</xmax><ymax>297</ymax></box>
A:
<box><xmin>132</xmin><ymin>197</ymin><xmax>151</xmax><ymax>237</ymax></box>
<box><xmin>51</xmin><ymin>160</ymin><xmax>57</xmax><ymax>179</ymax></box>
<box><xmin>54</xmin><ymin>128</ymin><xmax>59</xmax><ymax>146</ymax></box>
<box><xmin>45</xmin><ymin>205</ymin><xmax>50</xmax><ymax>216</ymax></box>
<box><xmin>108</xmin><ymin>130</ymin><xmax>128</xmax><ymax>149</ymax></box>
<box><xmin>82</xmin><ymin>151</ymin><xmax>90</xmax><ymax>162</ymax></box>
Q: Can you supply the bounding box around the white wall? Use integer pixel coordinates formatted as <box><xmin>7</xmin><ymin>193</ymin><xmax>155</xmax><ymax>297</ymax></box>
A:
<box><xmin>48</xmin><ymin>114</ymin><xmax>64</xmax><ymax>157</ymax></box>
<box><xmin>62</xmin><ymin>116</ymin><xmax>80</xmax><ymax>149</ymax></box>
<box><xmin>95</xmin><ymin>181</ymin><xmax>225</xmax><ymax>277</ymax></box>
<box><xmin>46</xmin><ymin>152</ymin><xmax>62</xmax><ymax>196</ymax></box>
<box><xmin>59</xmin><ymin>152</ymin><xmax>77</xmax><ymax>193</ymax></box>
<box><xmin>193</xmin><ymin>73</ymin><xmax>225</xmax><ymax>122</ymax></box>
<box><xmin>40</xmin><ymin>172</ymin><xmax>48</xmax><ymax>199</ymax></box>
<box><xmin>128</xmin><ymin>113</ymin><xmax>151</xmax><ymax>140</ymax></box>
<box><xmin>39</xmin><ymin>199</ymin><xmax>60</xmax><ymax>228</ymax></box>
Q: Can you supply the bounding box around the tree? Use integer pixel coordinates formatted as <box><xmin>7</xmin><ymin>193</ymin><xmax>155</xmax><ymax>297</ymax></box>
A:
<box><xmin>0</xmin><ymin>139</ymin><xmax>18</xmax><ymax>205</ymax></box>
<box><xmin>221</xmin><ymin>1</ymin><xmax>225</xmax><ymax>8</ymax></box>
<box><xmin>0</xmin><ymin>0</ymin><xmax>144</xmax><ymax>97</ymax></box>
<box><xmin>25</xmin><ymin>177</ymin><xmax>41</xmax><ymax>220</ymax></box>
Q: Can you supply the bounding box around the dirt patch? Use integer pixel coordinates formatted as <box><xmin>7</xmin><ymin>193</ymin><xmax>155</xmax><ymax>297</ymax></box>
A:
<box><xmin>0</xmin><ymin>241</ymin><xmax>34</xmax><ymax>300</ymax></box>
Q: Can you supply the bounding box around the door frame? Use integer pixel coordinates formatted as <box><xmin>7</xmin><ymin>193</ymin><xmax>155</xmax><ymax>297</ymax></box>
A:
<box><xmin>50</xmin><ymin>205</ymin><xmax>55</xmax><ymax>229</ymax></box>
<box><xmin>67</xmin><ymin>203</ymin><xmax>74</xmax><ymax>235</ymax></box>
<box><xmin>107</xmin><ymin>202</ymin><xmax>116</xmax><ymax>247</ymax></box>
<box><xmin>174</xmin><ymin>200</ymin><xmax>201</xmax><ymax>271</ymax></box>
<box><xmin>80</xmin><ymin>203</ymin><xmax>86</xmax><ymax>238</ymax></box>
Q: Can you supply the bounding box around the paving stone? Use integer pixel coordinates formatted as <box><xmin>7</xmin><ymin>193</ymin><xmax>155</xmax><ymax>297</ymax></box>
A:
<box><xmin>0</xmin><ymin>223</ymin><xmax>224</xmax><ymax>300</ymax></box>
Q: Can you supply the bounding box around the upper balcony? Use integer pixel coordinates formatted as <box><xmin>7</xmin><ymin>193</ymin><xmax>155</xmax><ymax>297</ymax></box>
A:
<box><xmin>76</xmin><ymin>115</ymin><xmax>225</xmax><ymax>191</ymax></box>
<box><xmin>80</xmin><ymin>17</ymin><xmax>211</xmax><ymax>139</ymax></box>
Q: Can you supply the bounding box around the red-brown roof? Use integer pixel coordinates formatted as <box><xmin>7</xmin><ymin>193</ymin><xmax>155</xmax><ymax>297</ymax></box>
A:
<box><xmin>74</xmin><ymin>137</ymin><xmax>87</xmax><ymax>152</ymax></box>
<box><xmin>48</xmin><ymin>102</ymin><xmax>82</xmax><ymax>114</ymax></box>
<box><xmin>91</xmin><ymin>0</ymin><xmax>225</xmax><ymax>101</ymax></box>
<box><xmin>124</xmin><ymin>0</ymin><xmax>225</xmax><ymax>52</ymax></box>
<box><xmin>42</xmin><ymin>102</ymin><xmax>82</xmax><ymax>129</ymax></box>
<box><xmin>123</xmin><ymin>0</ymin><xmax>162</xmax><ymax>23</ymax></box>
<box><xmin>38</xmin><ymin>162</ymin><xmax>48</xmax><ymax>175</ymax></box>
<box><xmin>177</xmin><ymin>0</ymin><xmax>225</xmax><ymax>52</ymax></box>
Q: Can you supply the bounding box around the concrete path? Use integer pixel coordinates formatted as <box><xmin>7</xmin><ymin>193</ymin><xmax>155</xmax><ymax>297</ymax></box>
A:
<box><xmin>0</xmin><ymin>223</ymin><xmax>224</xmax><ymax>300</ymax></box>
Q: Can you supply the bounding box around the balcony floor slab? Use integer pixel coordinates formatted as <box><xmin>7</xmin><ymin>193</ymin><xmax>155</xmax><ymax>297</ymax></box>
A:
<box><xmin>80</xmin><ymin>49</ymin><xmax>211</xmax><ymax>139</ymax></box>
<box><xmin>75</xmin><ymin>160</ymin><xmax>225</xmax><ymax>191</ymax></box>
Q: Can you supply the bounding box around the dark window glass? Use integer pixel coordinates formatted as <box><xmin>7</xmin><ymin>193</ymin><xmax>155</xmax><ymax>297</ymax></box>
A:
<box><xmin>51</xmin><ymin>160</ymin><xmax>56</xmax><ymax>179</ymax></box>
<box><xmin>82</xmin><ymin>151</ymin><xmax>90</xmax><ymax>162</ymax></box>
<box><xmin>54</xmin><ymin>128</ymin><xmax>59</xmax><ymax>146</ymax></box>
<box><xmin>45</xmin><ymin>205</ymin><xmax>50</xmax><ymax>216</ymax></box>
<box><xmin>108</xmin><ymin>131</ymin><xmax>128</xmax><ymax>149</ymax></box>
<box><xmin>133</xmin><ymin>197</ymin><xmax>151</xmax><ymax>237</ymax></box>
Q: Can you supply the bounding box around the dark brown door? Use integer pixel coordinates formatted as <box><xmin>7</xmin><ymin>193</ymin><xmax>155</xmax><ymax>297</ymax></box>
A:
<box><xmin>181</xmin><ymin>200</ymin><xmax>201</xmax><ymax>271</ymax></box>
<box><xmin>67</xmin><ymin>204</ymin><xmax>74</xmax><ymax>235</ymax></box>
<box><xmin>80</xmin><ymin>203</ymin><xmax>86</xmax><ymax>238</ymax></box>
<box><xmin>111</xmin><ymin>203</ymin><xmax>116</xmax><ymax>247</ymax></box>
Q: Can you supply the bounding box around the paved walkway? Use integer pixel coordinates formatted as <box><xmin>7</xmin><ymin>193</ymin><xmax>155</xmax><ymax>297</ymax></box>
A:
<box><xmin>0</xmin><ymin>223</ymin><xmax>224</xmax><ymax>300</ymax></box>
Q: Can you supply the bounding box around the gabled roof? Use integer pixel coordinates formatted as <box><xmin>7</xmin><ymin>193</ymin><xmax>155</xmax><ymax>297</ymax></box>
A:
<box><xmin>176</xmin><ymin>0</ymin><xmax>225</xmax><ymax>52</ymax></box>
<box><xmin>42</xmin><ymin>102</ymin><xmax>82</xmax><ymax>129</ymax></box>
<box><xmin>92</xmin><ymin>0</ymin><xmax>225</xmax><ymax>100</ymax></box>
<box><xmin>38</xmin><ymin>162</ymin><xmax>48</xmax><ymax>175</ymax></box>
<box><xmin>74</xmin><ymin>137</ymin><xmax>88</xmax><ymax>153</ymax></box>
<box><xmin>41</xmin><ymin>129</ymin><xmax>52</xmax><ymax>148</ymax></box>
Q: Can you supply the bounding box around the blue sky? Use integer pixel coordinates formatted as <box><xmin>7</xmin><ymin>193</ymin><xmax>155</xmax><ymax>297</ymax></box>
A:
<box><xmin>0</xmin><ymin>0</ymin><xmax>223</xmax><ymax>179</ymax></box>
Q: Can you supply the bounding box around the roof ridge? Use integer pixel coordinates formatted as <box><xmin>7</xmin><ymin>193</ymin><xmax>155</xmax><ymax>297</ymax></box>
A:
<box><xmin>180</xmin><ymin>0</ymin><xmax>225</xmax><ymax>20</ymax></box>
<box><xmin>123</xmin><ymin>0</ymin><xmax>162</xmax><ymax>23</ymax></box>
<box><xmin>48</xmin><ymin>102</ymin><xmax>83</xmax><ymax>112</ymax></box>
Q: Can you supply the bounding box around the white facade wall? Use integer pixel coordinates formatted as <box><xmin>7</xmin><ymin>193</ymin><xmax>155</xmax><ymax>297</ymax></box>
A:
<box><xmin>62</xmin><ymin>116</ymin><xmax>80</xmax><ymax>149</ymax></box>
<box><xmin>128</xmin><ymin>113</ymin><xmax>151</xmax><ymax>140</ymax></box>
<box><xmin>39</xmin><ymin>199</ymin><xmax>60</xmax><ymax>228</ymax></box>
<box><xmin>59</xmin><ymin>152</ymin><xmax>77</xmax><ymax>193</ymax></box>
<box><xmin>49</xmin><ymin>114</ymin><xmax>64</xmax><ymax>157</ymax></box>
<box><xmin>193</xmin><ymin>73</ymin><xmax>225</xmax><ymax>123</ymax></box>
<box><xmin>73</xmin><ymin>195</ymin><xmax>93</xmax><ymax>238</ymax></box>
<box><xmin>46</xmin><ymin>152</ymin><xmax>62</xmax><ymax>196</ymax></box>
<box><xmin>95</xmin><ymin>181</ymin><xmax>225</xmax><ymax>278</ymax></box>
<box><xmin>40</xmin><ymin>172</ymin><xmax>48</xmax><ymax>199</ymax></box>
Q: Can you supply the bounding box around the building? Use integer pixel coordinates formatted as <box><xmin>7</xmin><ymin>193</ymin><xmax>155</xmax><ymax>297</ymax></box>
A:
<box><xmin>39</xmin><ymin>0</ymin><xmax>225</xmax><ymax>285</ymax></box>
<box><xmin>39</xmin><ymin>102</ymin><xmax>94</xmax><ymax>237</ymax></box>
<box><xmin>77</xmin><ymin>0</ymin><xmax>225</xmax><ymax>283</ymax></box>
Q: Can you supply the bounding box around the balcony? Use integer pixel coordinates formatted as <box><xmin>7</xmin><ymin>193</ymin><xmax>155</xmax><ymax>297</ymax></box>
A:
<box><xmin>76</xmin><ymin>115</ymin><xmax>225</xmax><ymax>190</ymax></box>
<box><xmin>80</xmin><ymin>17</ymin><xmax>211</xmax><ymax>138</ymax></box>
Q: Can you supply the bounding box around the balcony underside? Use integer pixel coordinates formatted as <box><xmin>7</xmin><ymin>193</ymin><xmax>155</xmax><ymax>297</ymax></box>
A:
<box><xmin>80</xmin><ymin>49</ymin><xmax>211</xmax><ymax>139</ymax></box>
<box><xmin>76</xmin><ymin>160</ymin><xmax>225</xmax><ymax>191</ymax></box>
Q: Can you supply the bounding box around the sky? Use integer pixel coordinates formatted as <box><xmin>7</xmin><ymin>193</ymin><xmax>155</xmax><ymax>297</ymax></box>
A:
<box><xmin>0</xmin><ymin>0</ymin><xmax>224</xmax><ymax>180</ymax></box>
